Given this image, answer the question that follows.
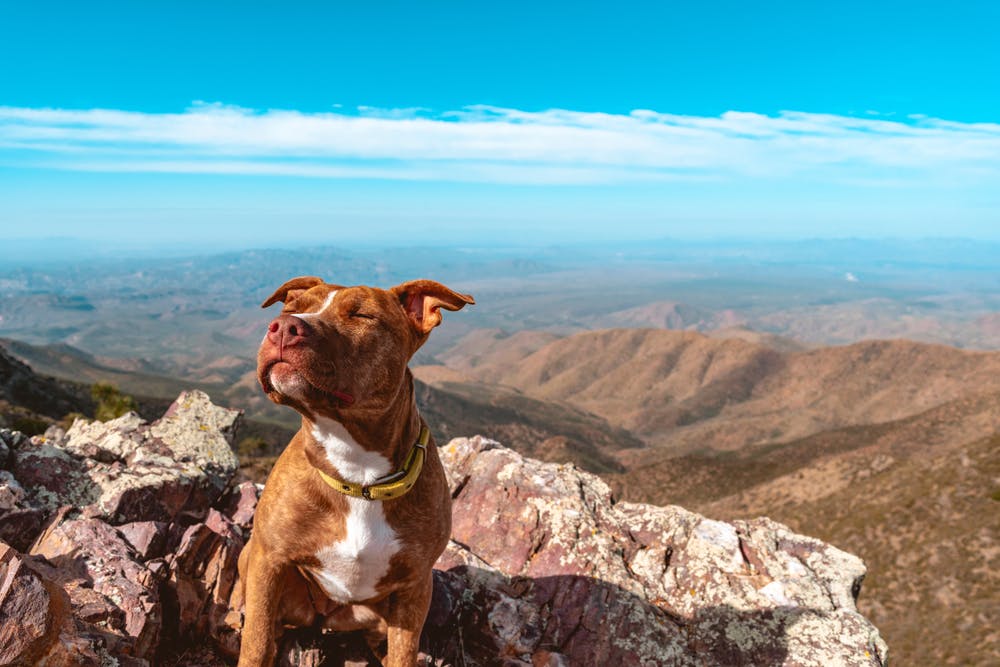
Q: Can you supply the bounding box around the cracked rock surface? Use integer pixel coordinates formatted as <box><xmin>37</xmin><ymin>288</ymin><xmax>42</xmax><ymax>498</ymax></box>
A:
<box><xmin>0</xmin><ymin>393</ymin><xmax>888</xmax><ymax>666</ymax></box>
<box><xmin>423</xmin><ymin>436</ymin><xmax>888</xmax><ymax>667</ymax></box>
<box><xmin>10</xmin><ymin>390</ymin><xmax>240</xmax><ymax>530</ymax></box>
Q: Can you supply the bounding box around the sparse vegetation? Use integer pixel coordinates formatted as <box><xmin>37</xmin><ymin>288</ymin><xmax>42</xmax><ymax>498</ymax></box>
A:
<box><xmin>10</xmin><ymin>414</ymin><xmax>49</xmax><ymax>435</ymax></box>
<box><xmin>237</xmin><ymin>436</ymin><xmax>270</xmax><ymax>459</ymax></box>
<box><xmin>91</xmin><ymin>382</ymin><xmax>138</xmax><ymax>421</ymax></box>
<box><xmin>0</xmin><ymin>399</ymin><xmax>53</xmax><ymax>436</ymax></box>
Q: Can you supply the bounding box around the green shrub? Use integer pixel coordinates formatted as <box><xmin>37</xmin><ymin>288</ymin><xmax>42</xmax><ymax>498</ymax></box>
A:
<box><xmin>91</xmin><ymin>382</ymin><xmax>138</xmax><ymax>422</ymax></box>
<box><xmin>10</xmin><ymin>414</ymin><xmax>49</xmax><ymax>436</ymax></box>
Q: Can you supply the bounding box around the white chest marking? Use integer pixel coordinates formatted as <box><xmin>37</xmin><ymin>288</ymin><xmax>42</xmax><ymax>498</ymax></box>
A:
<box><xmin>307</xmin><ymin>417</ymin><xmax>400</xmax><ymax>603</ymax></box>
<box><xmin>294</xmin><ymin>290</ymin><xmax>337</xmax><ymax>320</ymax></box>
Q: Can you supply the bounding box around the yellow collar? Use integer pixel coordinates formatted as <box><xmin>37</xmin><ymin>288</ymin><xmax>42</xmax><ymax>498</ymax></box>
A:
<box><xmin>315</xmin><ymin>425</ymin><xmax>430</xmax><ymax>501</ymax></box>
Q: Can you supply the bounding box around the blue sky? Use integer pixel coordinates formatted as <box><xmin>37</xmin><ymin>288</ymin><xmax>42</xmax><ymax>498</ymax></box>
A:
<box><xmin>1</xmin><ymin>1</ymin><xmax>998</xmax><ymax>246</ymax></box>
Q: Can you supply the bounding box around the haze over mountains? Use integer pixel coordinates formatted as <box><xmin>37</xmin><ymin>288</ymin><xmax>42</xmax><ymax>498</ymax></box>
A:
<box><xmin>2</xmin><ymin>239</ymin><xmax>999</xmax><ymax>361</ymax></box>
<box><xmin>1</xmin><ymin>238</ymin><xmax>999</xmax><ymax>665</ymax></box>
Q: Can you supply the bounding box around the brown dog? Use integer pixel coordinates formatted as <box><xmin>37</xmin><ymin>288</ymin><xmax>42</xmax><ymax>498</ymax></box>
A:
<box><xmin>233</xmin><ymin>276</ymin><xmax>473</xmax><ymax>666</ymax></box>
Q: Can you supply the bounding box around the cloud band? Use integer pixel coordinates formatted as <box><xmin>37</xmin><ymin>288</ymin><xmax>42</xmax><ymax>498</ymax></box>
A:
<box><xmin>1</xmin><ymin>103</ymin><xmax>997</xmax><ymax>185</ymax></box>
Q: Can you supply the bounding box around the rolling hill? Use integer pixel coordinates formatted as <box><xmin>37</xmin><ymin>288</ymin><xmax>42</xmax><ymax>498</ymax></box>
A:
<box><xmin>439</xmin><ymin>328</ymin><xmax>1000</xmax><ymax>459</ymax></box>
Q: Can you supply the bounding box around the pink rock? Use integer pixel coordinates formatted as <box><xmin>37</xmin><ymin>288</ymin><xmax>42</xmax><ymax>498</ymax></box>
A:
<box><xmin>169</xmin><ymin>509</ymin><xmax>245</xmax><ymax>643</ymax></box>
<box><xmin>0</xmin><ymin>541</ymin><xmax>110</xmax><ymax>666</ymax></box>
<box><xmin>31</xmin><ymin>517</ymin><xmax>163</xmax><ymax>660</ymax></box>
<box><xmin>117</xmin><ymin>521</ymin><xmax>169</xmax><ymax>560</ymax></box>
<box><xmin>220</xmin><ymin>481</ymin><xmax>259</xmax><ymax>530</ymax></box>
<box><xmin>0</xmin><ymin>542</ymin><xmax>53</xmax><ymax>664</ymax></box>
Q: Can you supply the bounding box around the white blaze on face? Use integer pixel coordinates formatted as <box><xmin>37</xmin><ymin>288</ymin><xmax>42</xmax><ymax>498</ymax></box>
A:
<box><xmin>293</xmin><ymin>289</ymin><xmax>338</xmax><ymax>321</ymax></box>
<box><xmin>306</xmin><ymin>417</ymin><xmax>401</xmax><ymax>603</ymax></box>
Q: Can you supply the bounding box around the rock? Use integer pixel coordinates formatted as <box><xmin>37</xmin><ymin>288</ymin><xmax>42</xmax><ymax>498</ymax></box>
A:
<box><xmin>424</xmin><ymin>436</ymin><xmax>889</xmax><ymax>666</ymax></box>
<box><xmin>0</xmin><ymin>468</ymin><xmax>48</xmax><ymax>551</ymax></box>
<box><xmin>60</xmin><ymin>411</ymin><xmax>148</xmax><ymax>462</ymax></box>
<box><xmin>219</xmin><ymin>481</ymin><xmax>259</xmax><ymax>532</ymax></box>
<box><xmin>275</xmin><ymin>629</ymin><xmax>381</xmax><ymax>667</ymax></box>
<box><xmin>0</xmin><ymin>398</ymin><xmax>890</xmax><ymax>667</ymax></box>
<box><xmin>151</xmin><ymin>390</ymin><xmax>242</xmax><ymax>491</ymax></box>
<box><xmin>0</xmin><ymin>429</ymin><xmax>24</xmax><ymax>468</ymax></box>
<box><xmin>11</xmin><ymin>390</ymin><xmax>241</xmax><ymax>526</ymax></box>
<box><xmin>30</xmin><ymin>517</ymin><xmax>163</xmax><ymax>660</ymax></box>
<box><xmin>168</xmin><ymin>508</ymin><xmax>246</xmax><ymax>647</ymax></box>
<box><xmin>0</xmin><ymin>470</ymin><xmax>25</xmax><ymax>512</ymax></box>
<box><xmin>117</xmin><ymin>520</ymin><xmax>169</xmax><ymax>560</ymax></box>
<box><xmin>0</xmin><ymin>540</ymin><xmax>58</xmax><ymax>664</ymax></box>
<box><xmin>203</xmin><ymin>436</ymin><xmax>888</xmax><ymax>666</ymax></box>
<box><xmin>0</xmin><ymin>506</ymin><xmax>48</xmax><ymax>553</ymax></box>
<box><xmin>0</xmin><ymin>540</ymin><xmax>119</xmax><ymax>666</ymax></box>
<box><xmin>0</xmin><ymin>435</ymin><xmax>48</xmax><ymax>552</ymax></box>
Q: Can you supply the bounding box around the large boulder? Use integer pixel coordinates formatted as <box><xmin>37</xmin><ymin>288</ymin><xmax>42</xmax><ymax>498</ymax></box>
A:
<box><xmin>10</xmin><ymin>391</ymin><xmax>240</xmax><ymax>534</ymax></box>
<box><xmin>0</xmin><ymin>540</ymin><xmax>133</xmax><ymax>666</ymax></box>
<box><xmin>421</xmin><ymin>436</ymin><xmax>888</xmax><ymax>666</ymax></box>
<box><xmin>206</xmin><ymin>436</ymin><xmax>888</xmax><ymax>666</ymax></box>
<box><xmin>30</xmin><ymin>516</ymin><xmax>164</xmax><ymax>660</ymax></box>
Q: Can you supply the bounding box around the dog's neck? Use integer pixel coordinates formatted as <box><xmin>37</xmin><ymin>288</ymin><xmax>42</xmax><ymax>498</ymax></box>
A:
<box><xmin>301</xmin><ymin>370</ymin><xmax>423</xmax><ymax>485</ymax></box>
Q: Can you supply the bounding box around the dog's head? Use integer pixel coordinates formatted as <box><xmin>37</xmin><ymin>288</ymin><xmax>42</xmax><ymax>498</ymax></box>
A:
<box><xmin>257</xmin><ymin>277</ymin><xmax>474</xmax><ymax>419</ymax></box>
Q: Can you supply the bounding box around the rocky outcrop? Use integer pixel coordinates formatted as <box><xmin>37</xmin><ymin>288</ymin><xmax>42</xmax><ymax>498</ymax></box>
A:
<box><xmin>10</xmin><ymin>390</ymin><xmax>239</xmax><ymax>531</ymax></box>
<box><xmin>424</xmin><ymin>437</ymin><xmax>887</xmax><ymax>666</ymax></box>
<box><xmin>0</xmin><ymin>390</ymin><xmax>241</xmax><ymax>665</ymax></box>
<box><xmin>0</xmin><ymin>393</ymin><xmax>887</xmax><ymax>666</ymax></box>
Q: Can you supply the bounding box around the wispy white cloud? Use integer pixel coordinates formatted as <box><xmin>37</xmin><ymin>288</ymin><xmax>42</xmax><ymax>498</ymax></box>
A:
<box><xmin>0</xmin><ymin>103</ymin><xmax>998</xmax><ymax>185</ymax></box>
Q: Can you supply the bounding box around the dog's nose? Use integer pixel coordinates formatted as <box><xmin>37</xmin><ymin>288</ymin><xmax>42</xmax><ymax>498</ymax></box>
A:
<box><xmin>267</xmin><ymin>315</ymin><xmax>312</xmax><ymax>348</ymax></box>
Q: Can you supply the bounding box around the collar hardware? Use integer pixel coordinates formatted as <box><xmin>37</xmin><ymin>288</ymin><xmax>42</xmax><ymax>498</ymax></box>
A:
<box><xmin>316</xmin><ymin>425</ymin><xmax>430</xmax><ymax>501</ymax></box>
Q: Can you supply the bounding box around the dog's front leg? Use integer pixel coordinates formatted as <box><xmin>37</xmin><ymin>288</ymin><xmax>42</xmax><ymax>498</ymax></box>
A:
<box><xmin>238</xmin><ymin>539</ymin><xmax>286</xmax><ymax>667</ymax></box>
<box><xmin>384</xmin><ymin>572</ymin><xmax>434</xmax><ymax>667</ymax></box>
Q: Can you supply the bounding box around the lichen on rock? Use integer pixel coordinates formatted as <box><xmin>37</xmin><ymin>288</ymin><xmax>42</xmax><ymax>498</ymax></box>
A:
<box><xmin>430</xmin><ymin>435</ymin><xmax>889</xmax><ymax>666</ymax></box>
<box><xmin>0</xmin><ymin>395</ymin><xmax>888</xmax><ymax>666</ymax></box>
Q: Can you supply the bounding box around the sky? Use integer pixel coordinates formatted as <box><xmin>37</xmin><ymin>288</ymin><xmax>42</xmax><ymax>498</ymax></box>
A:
<box><xmin>1</xmin><ymin>1</ymin><xmax>998</xmax><ymax>247</ymax></box>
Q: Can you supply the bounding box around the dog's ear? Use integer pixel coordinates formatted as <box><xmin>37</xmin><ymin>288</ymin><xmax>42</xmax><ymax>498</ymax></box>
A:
<box><xmin>261</xmin><ymin>276</ymin><xmax>324</xmax><ymax>308</ymax></box>
<box><xmin>391</xmin><ymin>279</ymin><xmax>475</xmax><ymax>335</ymax></box>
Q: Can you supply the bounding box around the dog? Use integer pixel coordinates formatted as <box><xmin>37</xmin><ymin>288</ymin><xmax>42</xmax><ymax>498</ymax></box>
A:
<box><xmin>233</xmin><ymin>276</ymin><xmax>474</xmax><ymax>666</ymax></box>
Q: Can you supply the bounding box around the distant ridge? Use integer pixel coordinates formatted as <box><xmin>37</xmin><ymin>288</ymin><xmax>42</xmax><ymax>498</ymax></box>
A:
<box><xmin>442</xmin><ymin>328</ymin><xmax>1000</xmax><ymax>456</ymax></box>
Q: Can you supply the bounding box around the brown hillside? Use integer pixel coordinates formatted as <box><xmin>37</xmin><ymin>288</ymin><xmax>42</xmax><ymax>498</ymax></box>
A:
<box><xmin>614</xmin><ymin>390</ymin><xmax>1000</xmax><ymax>509</ymax></box>
<box><xmin>705</xmin><ymin>325</ymin><xmax>810</xmax><ymax>352</ymax></box>
<box><xmin>450</xmin><ymin>329</ymin><xmax>1000</xmax><ymax>457</ymax></box>
<box><xmin>412</xmin><ymin>376</ymin><xmax>641</xmax><ymax>474</ymax></box>
<box><xmin>438</xmin><ymin>328</ymin><xmax>561</xmax><ymax>372</ymax></box>
<box><xmin>452</xmin><ymin>329</ymin><xmax>781</xmax><ymax>443</ymax></box>
<box><xmin>702</xmin><ymin>431</ymin><xmax>1000</xmax><ymax>667</ymax></box>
